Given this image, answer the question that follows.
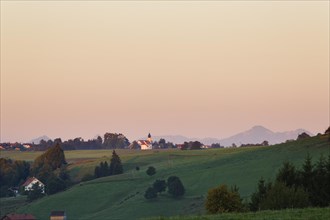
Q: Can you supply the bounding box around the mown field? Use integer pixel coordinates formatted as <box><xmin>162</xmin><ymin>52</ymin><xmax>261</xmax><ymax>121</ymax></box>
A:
<box><xmin>1</xmin><ymin>135</ymin><xmax>329</xmax><ymax>219</ymax></box>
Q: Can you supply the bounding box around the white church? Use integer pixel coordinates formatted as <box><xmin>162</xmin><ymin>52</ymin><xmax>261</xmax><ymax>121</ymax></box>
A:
<box><xmin>137</xmin><ymin>133</ymin><xmax>153</xmax><ymax>150</ymax></box>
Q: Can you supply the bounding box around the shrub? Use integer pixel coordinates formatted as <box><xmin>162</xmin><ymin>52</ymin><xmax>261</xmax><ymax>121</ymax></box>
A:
<box><xmin>167</xmin><ymin>176</ymin><xmax>185</xmax><ymax>198</ymax></box>
<box><xmin>144</xmin><ymin>187</ymin><xmax>157</xmax><ymax>199</ymax></box>
<box><xmin>146</xmin><ymin>166</ymin><xmax>156</xmax><ymax>176</ymax></box>
<box><xmin>205</xmin><ymin>184</ymin><xmax>243</xmax><ymax>214</ymax></box>
<box><xmin>153</xmin><ymin>179</ymin><xmax>166</xmax><ymax>194</ymax></box>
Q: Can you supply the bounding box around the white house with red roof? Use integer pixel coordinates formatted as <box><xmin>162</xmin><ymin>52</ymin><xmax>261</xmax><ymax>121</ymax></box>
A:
<box><xmin>137</xmin><ymin>133</ymin><xmax>153</xmax><ymax>150</ymax></box>
<box><xmin>22</xmin><ymin>177</ymin><xmax>45</xmax><ymax>193</ymax></box>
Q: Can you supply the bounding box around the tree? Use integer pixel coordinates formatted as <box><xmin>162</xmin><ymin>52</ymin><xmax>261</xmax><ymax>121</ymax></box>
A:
<box><xmin>146</xmin><ymin>166</ymin><xmax>156</xmax><ymax>176</ymax></box>
<box><xmin>27</xmin><ymin>183</ymin><xmax>44</xmax><ymax>202</ymax></box>
<box><xmin>297</xmin><ymin>132</ymin><xmax>310</xmax><ymax>140</ymax></box>
<box><xmin>276</xmin><ymin>162</ymin><xmax>299</xmax><ymax>188</ymax></box>
<box><xmin>167</xmin><ymin>176</ymin><xmax>185</xmax><ymax>198</ymax></box>
<box><xmin>300</xmin><ymin>153</ymin><xmax>314</xmax><ymax>192</ymax></box>
<box><xmin>144</xmin><ymin>187</ymin><xmax>157</xmax><ymax>199</ymax></box>
<box><xmin>46</xmin><ymin>176</ymin><xmax>66</xmax><ymax>195</ymax></box>
<box><xmin>205</xmin><ymin>184</ymin><xmax>243</xmax><ymax>214</ymax></box>
<box><xmin>109</xmin><ymin>150</ymin><xmax>123</xmax><ymax>175</ymax></box>
<box><xmin>103</xmin><ymin>133</ymin><xmax>130</xmax><ymax>149</ymax></box>
<box><xmin>153</xmin><ymin>179</ymin><xmax>166</xmax><ymax>194</ymax></box>
<box><xmin>249</xmin><ymin>178</ymin><xmax>272</xmax><ymax>211</ymax></box>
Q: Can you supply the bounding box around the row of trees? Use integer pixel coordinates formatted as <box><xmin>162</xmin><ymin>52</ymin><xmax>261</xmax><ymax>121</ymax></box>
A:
<box><xmin>30</xmin><ymin>133</ymin><xmax>130</xmax><ymax>151</ymax></box>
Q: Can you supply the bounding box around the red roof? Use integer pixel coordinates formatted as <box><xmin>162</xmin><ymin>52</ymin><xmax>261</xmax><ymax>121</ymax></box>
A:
<box><xmin>22</xmin><ymin>177</ymin><xmax>40</xmax><ymax>187</ymax></box>
<box><xmin>1</xmin><ymin>214</ymin><xmax>36</xmax><ymax>220</ymax></box>
<box><xmin>138</xmin><ymin>140</ymin><xmax>151</xmax><ymax>145</ymax></box>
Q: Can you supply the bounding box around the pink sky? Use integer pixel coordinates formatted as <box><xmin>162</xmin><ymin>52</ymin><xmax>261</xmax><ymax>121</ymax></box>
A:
<box><xmin>0</xmin><ymin>1</ymin><xmax>329</xmax><ymax>143</ymax></box>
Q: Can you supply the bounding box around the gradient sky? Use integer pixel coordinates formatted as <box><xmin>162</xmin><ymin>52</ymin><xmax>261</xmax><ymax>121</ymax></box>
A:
<box><xmin>1</xmin><ymin>1</ymin><xmax>329</xmax><ymax>143</ymax></box>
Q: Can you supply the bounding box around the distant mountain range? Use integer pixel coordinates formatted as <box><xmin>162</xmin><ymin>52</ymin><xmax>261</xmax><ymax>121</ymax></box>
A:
<box><xmin>150</xmin><ymin>126</ymin><xmax>313</xmax><ymax>146</ymax></box>
<box><xmin>30</xmin><ymin>135</ymin><xmax>51</xmax><ymax>144</ymax></box>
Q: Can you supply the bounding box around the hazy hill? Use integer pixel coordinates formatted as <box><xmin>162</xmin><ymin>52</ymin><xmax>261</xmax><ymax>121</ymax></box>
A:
<box><xmin>150</xmin><ymin>126</ymin><xmax>312</xmax><ymax>146</ymax></box>
<box><xmin>30</xmin><ymin>135</ymin><xmax>51</xmax><ymax>144</ymax></box>
<box><xmin>220</xmin><ymin>126</ymin><xmax>313</xmax><ymax>146</ymax></box>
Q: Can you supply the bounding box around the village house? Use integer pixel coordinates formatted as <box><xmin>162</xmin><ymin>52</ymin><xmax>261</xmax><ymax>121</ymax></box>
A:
<box><xmin>22</xmin><ymin>177</ymin><xmax>45</xmax><ymax>193</ymax></box>
<box><xmin>50</xmin><ymin>211</ymin><xmax>66</xmax><ymax>220</ymax></box>
<box><xmin>0</xmin><ymin>214</ymin><xmax>36</xmax><ymax>220</ymax></box>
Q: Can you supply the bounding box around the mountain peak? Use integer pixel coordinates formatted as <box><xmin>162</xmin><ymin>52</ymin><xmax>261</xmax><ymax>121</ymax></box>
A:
<box><xmin>250</xmin><ymin>125</ymin><xmax>271</xmax><ymax>132</ymax></box>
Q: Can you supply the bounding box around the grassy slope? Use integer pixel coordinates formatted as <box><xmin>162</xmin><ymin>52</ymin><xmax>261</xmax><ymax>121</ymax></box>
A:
<box><xmin>6</xmin><ymin>135</ymin><xmax>330</xmax><ymax>219</ymax></box>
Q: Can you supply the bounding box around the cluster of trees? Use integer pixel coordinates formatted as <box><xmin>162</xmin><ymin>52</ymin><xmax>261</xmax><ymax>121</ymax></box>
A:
<box><xmin>250</xmin><ymin>154</ymin><xmax>330</xmax><ymax>210</ymax></box>
<box><xmin>240</xmin><ymin>141</ymin><xmax>269</xmax><ymax>148</ymax></box>
<box><xmin>144</xmin><ymin>176</ymin><xmax>185</xmax><ymax>199</ymax></box>
<box><xmin>180</xmin><ymin>141</ymin><xmax>203</xmax><ymax>150</ymax></box>
<box><xmin>94</xmin><ymin>150</ymin><xmax>123</xmax><ymax>179</ymax></box>
<box><xmin>30</xmin><ymin>143</ymin><xmax>71</xmax><ymax>197</ymax></box>
<box><xmin>205</xmin><ymin>154</ymin><xmax>330</xmax><ymax>214</ymax></box>
<box><xmin>152</xmin><ymin>139</ymin><xmax>175</xmax><ymax>149</ymax></box>
<box><xmin>0</xmin><ymin>158</ymin><xmax>30</xmax><ymax>197</ymax></box>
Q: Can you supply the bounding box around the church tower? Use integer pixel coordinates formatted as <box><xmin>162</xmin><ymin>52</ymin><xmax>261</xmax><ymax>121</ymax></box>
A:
<box><xmin>147</xmin><ymin>133</ymin><xmax>152</xmax><ymax>143</ymax></box>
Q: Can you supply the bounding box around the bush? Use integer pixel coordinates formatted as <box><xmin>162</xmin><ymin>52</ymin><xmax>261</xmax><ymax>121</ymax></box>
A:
<box><xmin>153</xmin><ymin>179</ymin><xmax>166</xmax><ymax>194</ymax></box>
<box><xmin>144</xmin><ymin>187</ymin><xmax>157</xmax><ymax>199</ymax></box>
<box><xmin>146</xmin><ymin>166</ymin><xmax>156</xmax><ymax>176</ymax></box>
<box><xmin>205</xmin><ymin>184</ymin><xmax>243</xmax><ymax>214</ymax></box>
<box><xmin>167</xmin><ymin>176</ymin><xmax>185</xmax><ymax>198</ymax></box>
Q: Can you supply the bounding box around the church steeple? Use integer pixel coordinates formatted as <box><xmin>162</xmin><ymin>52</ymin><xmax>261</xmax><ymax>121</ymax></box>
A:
<box><xmin>147</xmin><ymin>133</ymin><xmax>152</xmax><ymax>143</ymax></box>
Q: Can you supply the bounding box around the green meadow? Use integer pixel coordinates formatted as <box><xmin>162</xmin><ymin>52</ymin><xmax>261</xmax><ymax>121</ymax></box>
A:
<box><xmin>1</xmin><ymin>135</ymin><xmax>329</xmax><ymax>219</ymax></box>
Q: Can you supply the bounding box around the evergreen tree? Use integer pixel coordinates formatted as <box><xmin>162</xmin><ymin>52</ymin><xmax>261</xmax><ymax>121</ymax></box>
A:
<box><xmin>250</xmin><ymin>178</ymin><xmax>272</xmax><ymax>211</ymax></box>
<box><xmin>276</xmin><ymin>162</ymin><xmax>299</xmax><ymax>188</ymax></box>
<box><xmin>109</xmin><ymin>150</ymin><xmax>123</xmax><ymax>175</ymax></box>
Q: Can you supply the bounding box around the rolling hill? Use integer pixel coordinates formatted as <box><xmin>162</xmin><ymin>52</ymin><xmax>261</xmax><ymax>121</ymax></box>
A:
<box><xmin>13</xmin><ymin>135</ymin><xmax>330</xmax><ymax>219</ymax></box>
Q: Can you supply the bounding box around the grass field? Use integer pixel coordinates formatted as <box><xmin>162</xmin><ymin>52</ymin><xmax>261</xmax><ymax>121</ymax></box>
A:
<box><xmin>146</xmin><ymin>207</ymin><xmax>330</xmax><ymax>220</ymax></box>
<box><xmin>1</xmin><ymin>135</ymin><xmax>329</xmax><ymax>219</ymax></box>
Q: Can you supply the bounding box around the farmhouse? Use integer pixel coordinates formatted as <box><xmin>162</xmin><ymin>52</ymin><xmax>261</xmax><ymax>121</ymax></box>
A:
<box><xmin>22</xmin><ymin>177</ymin><xmax>45</xmax><ymax>193</ymax></box>
<box><xmin>50</xmin><ymin>211</ymin><xmax>66</xmax><ymax>220</ymax></box>
<box><xmin>136</xmin><ymin>133</ymin><xmax>153</xmax><ymax>150</ymax></box>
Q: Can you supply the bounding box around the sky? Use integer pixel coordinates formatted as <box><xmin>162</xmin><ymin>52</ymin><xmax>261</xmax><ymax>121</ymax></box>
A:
<box><xmin>1</xmin><ymin>1</ymin><xmax>329</xmax><ymax>143</ymax></box>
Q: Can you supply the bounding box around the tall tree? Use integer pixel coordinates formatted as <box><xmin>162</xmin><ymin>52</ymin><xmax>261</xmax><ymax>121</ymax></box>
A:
<box><xmin>109</xmin><ymin>150</ymin><xmax>123</xmax><ymax>175</ymax></box>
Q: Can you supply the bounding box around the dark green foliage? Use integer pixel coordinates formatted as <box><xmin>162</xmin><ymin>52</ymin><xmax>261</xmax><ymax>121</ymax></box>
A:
<box><xmin>94</xmin><ymin>161</ymin><xmax>110</xmax><ymax>178</ymax></box>
<box><xmin>146</xmin><ymin>166</ymin><xmax>156</xmax><ymax>176</ymax></box>
<box><xmin>260</xmin><ymin>182</ymin><xmax>309</xmax><ymax>210</ymax></box>
<box><xmin>153</xmin><ymin>179</ymin><xmax>167</xmax><ymax>194</ymax></box>
<box><xmin>205</xmin><ymin>184</ymin><xmax>243</xmax><ymax>214</ymax></box>
<box><xmin>144</xmin><ymin>187</ymin><xmax>157</xmax><ymax>199</ymax></box>
<box><xmin>167</xmin><ymin>176</ymin><xmax>185</xmax><ymax>198</ymax></box>
<box><xmin>135</xmin><ymin>166</ymin><xmax>140</xmax><ymax>171</ymax></box>
<box><xmin>103</xmin><ymin>133</ymin><xmax>130</xmax><ymax>149</ymax></box>
<box><xmin>31</xmin><ymin>143</ymin><xmax>66</xmax><ymax>182</ymax></box>
<box><xmin>0</xmin><ymin>158</ymin><xmax>30</xmax><ymax>197</ymax></box>
<box><xmin>249</xmin><ymin>178</ymin><xmax>272</xmax><ymax>211</ymax></box>
<box><xmin>46</xmin><ymin>176</ymin><xmax>66</xmax><ymax>195</ymax></box>
<box><xmin>27</xmin><ymin>183</ymin><xmax>44</xmax><ymax>202</ymax></box>
<box><xmin>276</xmin><ymin>162</ymin><xmax>299</xmax><ymax>188</ymax></box>
<box><xmin>109</xmin><ymin>150</ymin><xmax>123</xmax><ymax>175</ymax></box>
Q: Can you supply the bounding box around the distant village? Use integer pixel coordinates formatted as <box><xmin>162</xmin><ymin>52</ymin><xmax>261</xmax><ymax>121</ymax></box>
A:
<box><xmin>0</xmin><ymin>132</ymin><xmax>279</xmax><ymax>152</ymax></box>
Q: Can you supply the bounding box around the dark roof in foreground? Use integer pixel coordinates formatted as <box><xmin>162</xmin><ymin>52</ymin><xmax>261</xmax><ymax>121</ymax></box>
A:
<box><xmin>50</xmin><ymin>211</ymin><xmax>66</xmax><ymax>216</ymax></box>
